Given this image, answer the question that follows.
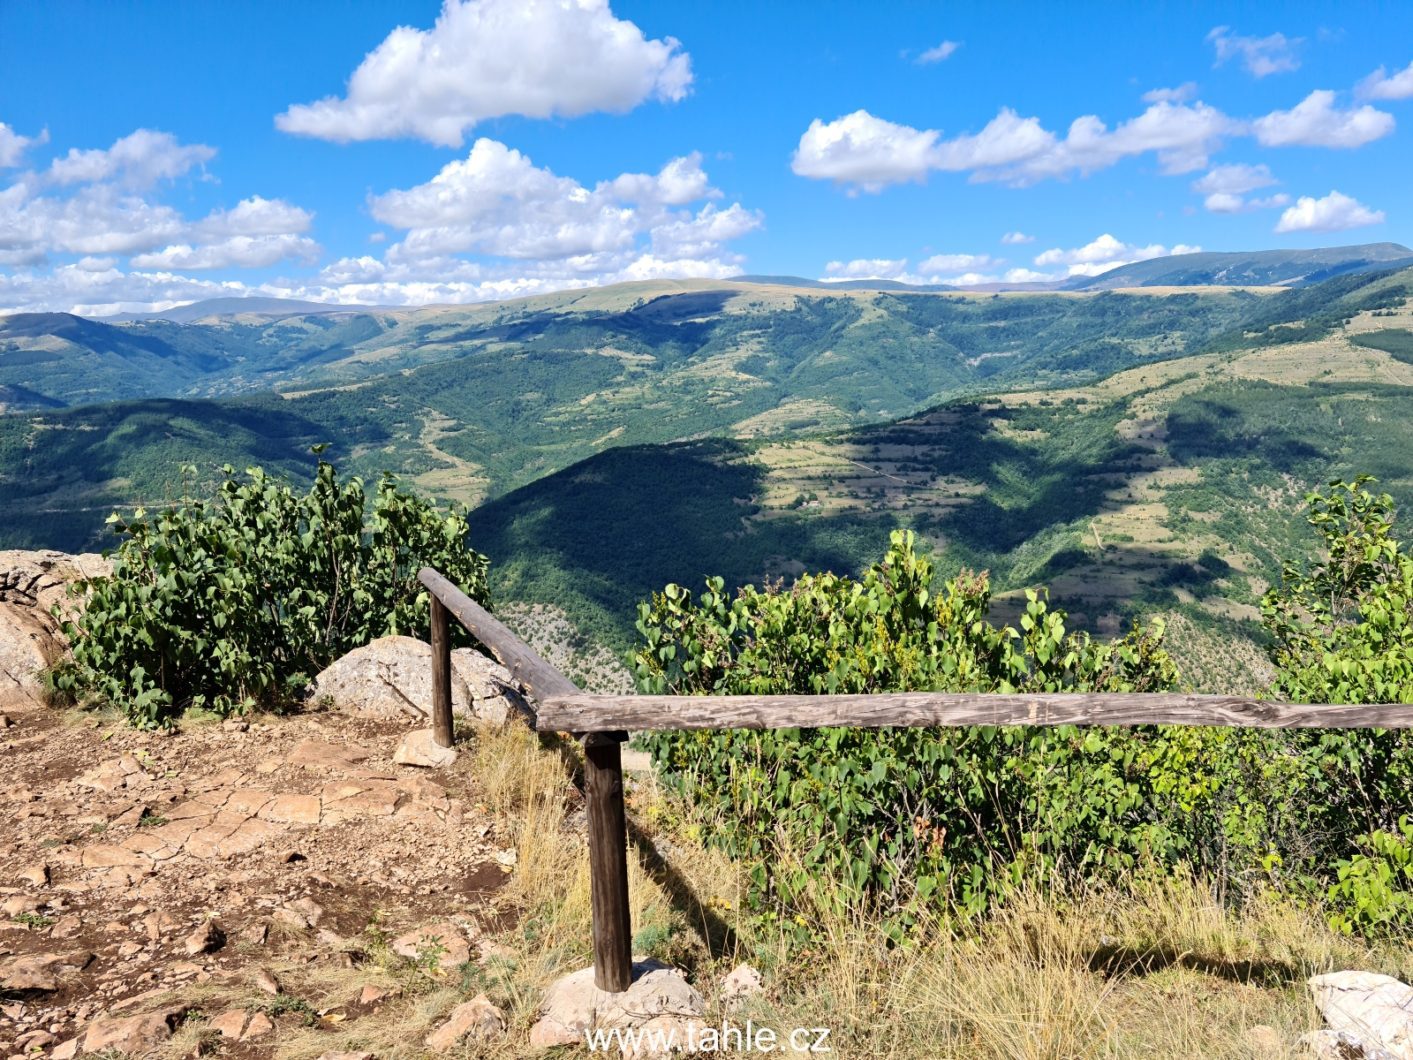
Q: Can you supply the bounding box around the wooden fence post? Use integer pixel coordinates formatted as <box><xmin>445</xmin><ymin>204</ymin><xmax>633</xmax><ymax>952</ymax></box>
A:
<box><xmin>584</xmin><ymin>731</ymin><xmax>632</xmax><ymax>992</ymax></box>
<box><xmin>430</xmin><ymin>595</ymin><xmax>454</xmax><ymax>748</ymax></box>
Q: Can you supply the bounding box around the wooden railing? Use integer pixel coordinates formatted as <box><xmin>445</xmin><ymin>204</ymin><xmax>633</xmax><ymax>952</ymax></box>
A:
<box><xmin>416</xmin><ymin>566</ymin><xmax>1413</xmax><ymax>993</ymax></box>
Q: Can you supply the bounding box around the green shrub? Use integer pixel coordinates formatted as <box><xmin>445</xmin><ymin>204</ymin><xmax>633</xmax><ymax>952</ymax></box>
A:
<box><xmin>54</xmin><ymin>459</ymin><xmax>488</xmax><ymax>726</ymax></box>
<box><xmin>635</xmin><ymin>517</ymin><xmax>1413</xmax><ymax>939</ymax></box>
<box><xmin>1327</xmin><ymin>817</ymin><xmax>1413</xmax><ymax>938</ymax></box>
<box><xmin>1263</xmin><ymin>477</ymin><xmax>1413</xmax><ymax>704</ymax></box>
<box><xmin>633</xmin><ymin>530</ymin><xmax>1188</xmax><ymax>932</ymax></box>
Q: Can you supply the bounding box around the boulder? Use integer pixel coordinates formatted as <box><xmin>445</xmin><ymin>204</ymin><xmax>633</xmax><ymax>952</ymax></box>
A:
<box><xmin>425</xmin><ymin>994</ymin><xmax>505</xmax><ymax>1050</ymax></box>
<box><xmin>0</xmin><ymin>550</ymin><xmax>109</xmax><ymax>705</ymax></box>
<box><xmin>1309</xmin><ymin>972</ymin><xmax>1413</xmax><ymax>1059</ymax></box>
<box><xmin>310</xmin><ymin>635</ymin><xmax>529</xmax><ymax>723</ymax></box>
<box><xmin>394</xmin><ymin>728</ymin><xmax>458</xmax><ymax>768</ymax></box>
<box><xmin>530</xmin><ymin>959</ymin><xmax>706</xmax><ymax>1050</ymax></box>
<box><xmin>0</xmin><ymin>950</ymin><xmax>93</xmax><ymax>993</ymax></box>
<box><xmin>81</xmin><ymin>1006</ymin><xmax>185</xmax><ymax>1056</ymax></box>
<box><xmin>391</xmin><ymin>921</ymin><xmax>472</xmax><ymax>971</ymax></box>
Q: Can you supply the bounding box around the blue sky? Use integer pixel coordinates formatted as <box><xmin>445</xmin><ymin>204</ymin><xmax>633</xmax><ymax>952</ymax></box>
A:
<box><xmin>1</xmin><ymin>0</ymin><xmax>1411</xmax><ymax>313</ymax></box>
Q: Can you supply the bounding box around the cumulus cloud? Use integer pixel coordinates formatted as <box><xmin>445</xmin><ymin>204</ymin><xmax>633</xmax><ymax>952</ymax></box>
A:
<box><xmin>48</xmin><ymin>129</ymin><xmax>215</xmax><ymax>188</ymax></box>
<box><xmin>1274</xmin><ymin>190</ymin><xmax>1385</xmax><ymax>233</ymax></box>
<box><xmin>1207</xmin><ymin>26</ymin><xmax>1301</xmax><ymax>77</ymax></box>
<box><xmin>820</xmin><ymin>253</ymin><xmax>1005</xmax><ymax>286</ymax></box>
<box><xmin>916</xmin><ymin>41</ymin><xmax>961</xmax><ymax>64</ymax></box>
<box><xmin>275</xmin><ymin>0</ymin><xmax>692</xmax><ymax>146</ymax></box>
<box><xmin>1033</xmin><ymin>234</ymin><xmax>1200</xmax><ymax>277</ymax></box>
<box><xmin>0</xmin><ymin>123</ymin><xmax>47</xmax><ymax>168</ymax></box>
<box><xmin>369</xmin><ymin>140</ymin><xmax>758</xmax><ymax>265</ymax></box>
<box><xmin>791</xmin><ymin>110</ymin><xmax>942</xmax><ymax>192</ymax></box>
<box><xmin>792</xmin><ymin>99</ymin><xmax>1239</xmax><ymax>191</ymax></box>
<box><xmin>1191</xmin><ymin>163</ymin><xmax>1290</xmax><ymax>212</ymax></box>
<box><xmin>1357</xmin><ymin>61</ymin><xmax>1413</xmax><ymax>101</ymax></box>
<box><xmin>823</xmin><ymin>258</ymin><xmax>909</xmax><ymax>280</ymax></box>
<box><xmin>917</xmin><ymin>252</ymin><xmax>1000</xmax><ymax>273</ymax></box>
<box><xmin>1001</xmin><ymin>231</ymin><xmax>1034</xmax><ymax>244</ymax></box>
<box><xmin>129</xmin><ymin>234</ymin><xmax>321</xmax><ymax>270</ymax></box>
<box><xmin>1</xmin><ymin>126</ymin><xmax>763</xmax><ymax>313</ymax></box>
<box><xmin>1253</xmin><ymin>90</ymin><xmax>1395</xmax><ymax>148</ymax></box>
<box><xmin>0</xmin><ymin>127</ymin><xmax>319</xmax><ymax>299</ymax></box>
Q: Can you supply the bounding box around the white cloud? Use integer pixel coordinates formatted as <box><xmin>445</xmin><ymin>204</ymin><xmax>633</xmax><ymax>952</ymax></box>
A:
<box><xmin>1207</xmin><ymin>26</ymin><xmax>1301</xmax><ymax>77</ymax></box>
<box><xmin>792</xmin><ymin>99</ymin><xmax>1238</xmax><ymax>191</ymax></box>
<box><xmin>369</xmin><ymin>139</ymin><xmax>758</xmax><ymax>265</ymax></box>
<box><xmin>194</xmin><ymin>196</ymin><xmax>314</xmax><ymax>239</ymax></box>
<box><xmin>1253</xmin><ymin>90</ymin><xmax>1395</xmax><ymax>148</ymax></box>
<box><xmin>1034</xmin><ymin>234</ymin><xmax>1200</xmax><ymax>277</ymax></box>
<box><xmin>1142</xmin><ymin>83</ymin><xmax>1199</xmax><ymax>104</ymax></box>
<box><xmin>1001</xmin><ymin>231</ymin><xmax>1034</xmax><ymax>244</ymax></box>
<box><xmin>275</xmin><ymin>0</ymin><xmax>691</xmax><ymax>146</ymax></box>
<box><xmin>821</xmin><ymin>253</ymin><xmax>1004</xmax><ymax>286</ymax></box>
<box><xmin>1</xmin><ymin>126</ymin><xmax>763</xmax><ymax>313</ymax></box>
<box><xmin>1274</xmin><ymin>190</ymin><xmax>1385</xmax><ymax>233</ymax></box>
<box><xmin>0</xmin><ymin>123</ymin><xmax>47</xmax><ymax>168</ymax></box>
<box><xmin>1357</xmin><ymin>61</ymin><xmax>1413</xmax><ymax>101</ymax></box>
<box><xmin>931</xmin><ymin>108</ymin><xmax>1058</xmax><ymax>173</ymax></box>
<box><xmin>916</xmin><ymin>41</ymin><xmax>961</xmax><ymax>64</ymax></box>
<box><xmin>791</xmin><ymin>110</ymin><xmax>941</xmax><ymax>192</ymax></box>
<box><xmin>129</xmin><ymin>234</ymin><xmax>321</xmax><ymax>270</ymax></box>
<box><xmin>823</xmin><ymin>258</ymin><xmax>908</xmax><ymax>280</ymax></box>
<box><xmin>1192</xmin><ymin>163</ymin><xmax>1287</xmax><ymax>212</ymax></box>
<box><xmin>48</xmin><ymin>129</ymin><xmax>215</xmax><ymax>189</ymax></box>
<box><xmin>650</xmin><ymin>202</ymin><xmax>760</xmax><ymax>259</ymax></box>
<box><xmin>917</xmin><ymin>252</ymin><xmax>1000</xmax><ymax>273</ymax></box>
<box><xmin>0</xmin><ymin>127</ymin><xmax>316</xmax><ymax>279</ymax></box>
<box><xmin>1192</xmin><ymin>163</ymin><xmax>1277</xmax><ymax>196</ymax></box>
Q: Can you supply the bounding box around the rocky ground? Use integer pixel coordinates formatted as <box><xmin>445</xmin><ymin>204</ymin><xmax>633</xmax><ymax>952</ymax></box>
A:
<box><xmin>0</xmin><ymin>693</ymin><xmax>525</xmax><ymax>1059</ymax></box>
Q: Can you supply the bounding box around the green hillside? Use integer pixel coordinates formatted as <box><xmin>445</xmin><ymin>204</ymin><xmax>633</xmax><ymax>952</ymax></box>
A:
<box><xmin>3</xmin><ymin>265</ymin><xmax>1412</xmax><ymax>694</ymax></box>
<box><xmin>2</xmin><ymin>276</ymin><xmax>1327</xmax><ymax>549</ymax></box>
<box><xmin>472</xmin><ymin>275</ymin><xmax>1413</xmax><ymax>691</ymax></box>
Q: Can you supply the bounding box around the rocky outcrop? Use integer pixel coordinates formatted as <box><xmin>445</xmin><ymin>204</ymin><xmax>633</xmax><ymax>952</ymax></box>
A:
<box><xmin>0</xmin><ymin>550</ymin><xmax>109</xmax><ymax>706</ymax></box>
<box><xmin>1307</xmin><ymin>971</ymin><xmax>1413</xmax><ymax>1059</ymax></box>
<box><xmin>311</xmin><ymin>635</ymin><xmax>530</xmax><ymax>723</ymax></box>
<box><xmin>530</xmin><ymin>959</ymin><xmax>706</xmax><ymax>1051</ymax></box>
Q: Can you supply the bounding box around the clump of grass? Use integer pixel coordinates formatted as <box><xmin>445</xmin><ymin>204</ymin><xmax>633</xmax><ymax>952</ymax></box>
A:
<box><xmin>11</xmin><ymin>911</ymin><xmax>54</xmax><ymax>930</ymax></box>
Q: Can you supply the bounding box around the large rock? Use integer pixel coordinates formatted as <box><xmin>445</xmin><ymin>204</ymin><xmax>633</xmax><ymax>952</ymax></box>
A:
<box><xmin>0</xmin><ymin>550</ymin><xmax>109</xmax><ymax>705</ymax></box>
<box><xmin>394</xmin><ymin>728</ymin><xmax>458</xmax><ymax>768</ymax></box>
<box><xmin>530</xmin><ymin>960</ymin><xmax>706</xmax><ymax>1052</ymax></box>
<box><xmin>425</xmin><ymin>994</ymin><xmax>505</xmax><ymax>1051</ymax></box>
<box><xmin>311</xmin><ymin>635</ymin><xmax>529</xmax><ymax>723</ymax></box>
<box><xmin>1309</xmin><ymin>971</ymin><xmax>1413</xmax><ymax>1059</ymax></box>
<box><xmin>0</xmin><ymin>950</ymin><xmax>94</xmax><ymax>993</ymax></box>
<box><xmin>81</xmin><ymin>1006</ymin><xmax>186</xmax><ymax>1056</ymax></box>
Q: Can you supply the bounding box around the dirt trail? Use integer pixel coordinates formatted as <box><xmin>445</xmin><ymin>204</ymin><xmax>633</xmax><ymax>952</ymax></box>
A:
<box><xmin>0</xmin><ymin>696</ymin><xmax>515</xmax><ymax>1057</ymax></box>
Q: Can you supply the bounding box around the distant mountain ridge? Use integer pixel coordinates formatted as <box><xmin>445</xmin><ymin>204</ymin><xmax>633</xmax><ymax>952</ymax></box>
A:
<box><xmin>1067</xmin><ymin>243</ymin><xmax>1413</xmax><ymax>291</ymax></box>
<box><xmin>100</xmin><ymin>296</ymin><xmax>391</xmax><ymax>323</ymax></box>
<box><xmin>738</xmin><ymin>243</ymin><xmax>1412</xmax><ymax>295</ymax></box>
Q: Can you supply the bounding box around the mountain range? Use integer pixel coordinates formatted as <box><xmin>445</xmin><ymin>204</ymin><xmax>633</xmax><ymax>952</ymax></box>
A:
<box><xmin>2</xmin><ymin>242</ymin><xmax>1411</xmax><ymax>690</ymax></box>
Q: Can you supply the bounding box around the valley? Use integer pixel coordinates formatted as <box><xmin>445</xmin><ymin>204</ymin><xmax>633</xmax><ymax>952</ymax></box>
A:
<box><xmin>1</xmin><ymin>251</ymin><xmax>1411</xmax><ymax>693</ymax></box>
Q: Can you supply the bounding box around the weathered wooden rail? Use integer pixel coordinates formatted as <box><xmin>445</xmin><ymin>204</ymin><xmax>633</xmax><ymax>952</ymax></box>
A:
<box><xmin>416</xmin><ymin>566</ymin><xmax>1413</xmax><ymax>993</ymax></box>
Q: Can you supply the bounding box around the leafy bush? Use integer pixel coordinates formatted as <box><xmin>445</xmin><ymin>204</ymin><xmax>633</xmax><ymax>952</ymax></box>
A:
<box><xmin>633</xmin><ymin>530</ymin><xmax>1188</xmax><ymax>932</ymax></box>
<box><xmin>1263</xmin><ymin>477</ymin><xmax>1413</xmax><ymax>703</ymax></box>
<box><xmin>1327</xmin><ymin>818</ymin><xmax>1413</xmax><ymax>937</ymax></box>
<box><xmin>1259</xmin><ymin>478</ymin><xmax>1413</xmax><ymax>931</ymax></box>
<box><xmin>635</xmin><ymin>515</ymin><xmax>1413</xmax><ymax>939</ymax></box>
<box><xmin>54</xmin><ymin>460</ymin><xmax>488</xmax><ymax>725</ymax></box>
